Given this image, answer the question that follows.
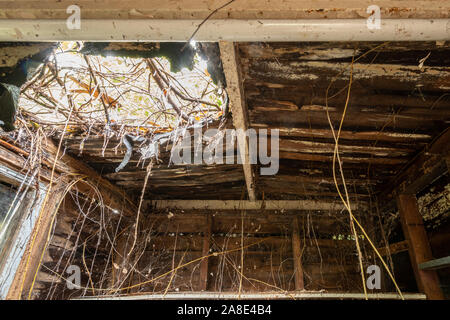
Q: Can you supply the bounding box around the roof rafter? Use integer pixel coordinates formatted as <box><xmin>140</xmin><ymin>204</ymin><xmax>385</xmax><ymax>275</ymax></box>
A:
<box><xmin>219</xmin><ymin>41</ymin><xmax>257</xmax><ymax>201</ymax></box>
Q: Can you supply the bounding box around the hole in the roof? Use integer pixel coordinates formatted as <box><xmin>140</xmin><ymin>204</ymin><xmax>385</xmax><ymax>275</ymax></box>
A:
<box><xmin>19</xmin><ymin>41</ymin><xmax>226</xmax><ymax>136</ymax></box>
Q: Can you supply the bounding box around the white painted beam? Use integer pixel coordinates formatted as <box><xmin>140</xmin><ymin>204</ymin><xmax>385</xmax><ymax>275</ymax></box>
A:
<box><xmin>219</xmin><ymin>41</ymin><xmax>256</xmax><ymax>201</ymax></box>
<box><xmin>0</xmin><ymin>19</ymin><xmax>448</xmax><ymax>41</ymax></box>
<box><xmin>148</xmin><ymin>200</ymin><xmax>359</xmax><ymax>211</ymax></box>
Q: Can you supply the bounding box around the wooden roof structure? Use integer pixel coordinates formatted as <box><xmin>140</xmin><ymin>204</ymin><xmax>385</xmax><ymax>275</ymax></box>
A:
<box><xmin>61</xmin><ymin>41</ymin><xmax>450</xmax><ymax>206</ymax></box>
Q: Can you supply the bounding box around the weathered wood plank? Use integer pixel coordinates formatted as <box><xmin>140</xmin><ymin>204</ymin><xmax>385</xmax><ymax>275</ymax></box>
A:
<box><xmin>239</xmin><ymin>42</ymin><xmax>450</xmax><ymax>66</ymax></box>
<box><xmin>252</xmin><ymin>124</ymin><xmax>432</xmax><ymax>143</ymax></box>
<box><xmin>249</xmin><ymin>108</ymin><xmax>448</xmax><ymax>131</ymax></box>
<box><xmin>243</xmin><ymin>59</ymin><xmax>450</xmax><ymax>92</ymax></box>
<box><xmin>148</xmin><ymin>200</ymin><xmax>358</xmax><ymax>211</ymax></box>
<box><xmin>278</xmin><ymin>139</ymin><xmax>414</xmax><ymax>157</ymax></box>
<box><xmin>44</xmin><ymin>139</ymin><xmax>138</xmax><ymax>217</ymax></box>
<box><xmin>0</xmin><ymin>1</ymin><xmax>446</xmax><ymax>20</ymax></box>
<box><xmin>278</xmin><ymin>151</ymin><xmax>407</xmax><ymax>165</ymax></box>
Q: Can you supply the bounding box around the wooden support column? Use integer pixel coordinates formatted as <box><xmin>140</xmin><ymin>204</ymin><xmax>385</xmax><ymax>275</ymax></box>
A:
<box><xmin>397</xmin><ymin>194</ymin><xmax>444</xmax><ymax>300</ymax></box>
<box><xmin>291</xmin><ymin>217</ymin><xmax>304</xmax><ymax>291</ymax></box>
<box><xmin>199</xmin><ymin>215</ymin><xmax>212</xmax><ymax>291</ymax></box>
<box><xmin>219</xmin><ymin>41</ymin><xmax>256</xmax><ymax>201</ymax></box>
<box><xmin>5</xmin><ymin>186</ymin><xmax>66</xmax><ymax>300</ymax></box>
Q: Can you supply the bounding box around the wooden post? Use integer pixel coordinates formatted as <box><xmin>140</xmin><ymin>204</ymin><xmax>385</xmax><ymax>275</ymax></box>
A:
<box><xmin>199</xmin><ymin>215</ymin><xmax>212</xmax><ymax>291</ymax></box>
<box><xmin>291</xmin><ymin>216</ymin><xmax>304</xmax><ymax>291</ymax></box>
<box><xmin>397</xmin><ymin>194</ymin><xmax>444</xmax><ymax>299</ymax></box>
<box><xmin>6</xmin><ymin>186</ymin><xmax>66</xmax><ymax>299</ymax></box>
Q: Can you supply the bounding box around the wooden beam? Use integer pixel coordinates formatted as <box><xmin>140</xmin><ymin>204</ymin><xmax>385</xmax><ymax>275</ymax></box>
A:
<box><xmin>148</xmin><ymin>200</ymin><xmax>360</xmax><ymax>211</ymax></box>
<box><xmin>291</xmin><ymin>217</ymin><xmax>304</xmax><ymax>291</ymax></box>
<box><xmin>0</xmin><ymin>138</ymin><xmax>137</xmax><ymax>217</ymax></box>
<box><xmin>397</xmin><ymin>194</ymin><xmax>444</xmax><ymax>300</ymax></box>
<box><xmin>0</xmin><ymin>1</ymin><xmax>446</xmax><ymax>20</ymax></box>
<box><xmin>419</xmin><ymin>256</ymin><xmax>450</xmax><ymax>271</ymax></box>
<box><xmin>252</xmin><ymin>124</ymin><xmax>433</xmax><ymax>143</ymax></box>
<box><xmin>219</xmin><ymin>41</ymin><xmax>256</xmax><ymax>201</ymax></box>
<box><xmin>199</xmin><ymin>215</ymin><xmax>212</xmax><ymax>291</ymax></box>
<box><xmin>44</xmin><ymin>139</ymin><xmax>138</xmax><ymax>217</ymax></box>
<box><xmin>3</xmin><ymin>19</ymin><xmax>449</xmax><ymax>42</ymax></box>
<box><xmin>377</xmin><ymin>240</ymin><xmax>409</xmax><ymax>257</ymax></box>
<box><xmin>381</xmin><ymin>128</ymin><xmax>450</xmax><ymax>201</ymax></box>
<box><xmin>76</xmin><ymin>291</ymin><xmax>427</xmax><ymax>300</ymax></box>
<box><xmin>6</xmin><ymin>186</ymin><xmax>66</xmax><ymax>300</ymax></box>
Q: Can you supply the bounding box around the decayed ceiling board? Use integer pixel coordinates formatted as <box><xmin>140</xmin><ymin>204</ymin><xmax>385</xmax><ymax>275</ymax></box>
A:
<box><xmin>239</xmin><ymin>41</ymin><xmax>449</xmax><ymax>201</ymax></box>
<box><xmin>0</xmin><ymin>0</ymin><xmax>448</xmax><ymax>19</ymax></box>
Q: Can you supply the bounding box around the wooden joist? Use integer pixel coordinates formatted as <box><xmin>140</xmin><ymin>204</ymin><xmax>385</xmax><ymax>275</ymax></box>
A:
<box><xmin>377</xmin><ymin>240</ymin><xmax>409</xmax><ymax>257</ymax></box>
<box><xmin>148</xmin><ymin>200</ymin><xmax>359</xmax><ymax>211</ymax></box>
<box><xmin>44</xmin><ymin>139</ymin><xmax>138</xmax><ymax>217</ymax></box>
<box><xmin>278</xmin><ymin>139</ymin><xmax>414</xmax><ymax>157</ymax></box>
<box><xmin>252</xmin><ymin>124</ymin><xmax>433</xmax><ymax>143</ymax></box>
<box><xmin>0</xmin><ymin>138</ymin><xmax>137</xmax><ymax>217</ymax></box>
<box><xmin>219</xmin><ymin>41</ymin><xmax>256</xmax><ymax>201</ymax></box>
<box><xmin>419</xmin><ymin>256</ymin><xmax>450</xmax><ymax>271</ymax></box>
<box><xmin>76</xmin><ymin>292</ymin><xmax>427</xmax><ymax>300</ymax></box>
<box><xmin>382</xmin><ymin>128</ymin><xmax>450</xmax><ymax>200</ymax></box>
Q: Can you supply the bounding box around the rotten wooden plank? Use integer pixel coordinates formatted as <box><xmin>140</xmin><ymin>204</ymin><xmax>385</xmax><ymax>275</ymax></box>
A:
<box><xmin>252</xmin><ymin>124</ymin><xmax>433</xmax><ymax>143</ymax></box>
<box><xmin>1</xmin><ymin>1</ymin><xmax>447</xmax><ymax>20</ymax></box>
<box><xmin>242</xmin><ymin>58</ymin><xmax>450</xmax><ymax>92</ymax></box>
<box><xmin>44</xmin><ymin>139</ymin><xmax>138</xmax><ymax>217</ymax></box>
<box><xmin>249</xmin><ymin>108</ymin><xmax>448</xmax><ymax>132</ymax></box>
<box><xmin>148</xmin><ymin>200</ymin><xmax>358</xmax><ymax>211</ymax></box>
